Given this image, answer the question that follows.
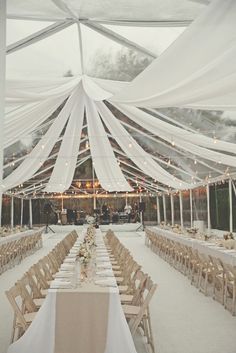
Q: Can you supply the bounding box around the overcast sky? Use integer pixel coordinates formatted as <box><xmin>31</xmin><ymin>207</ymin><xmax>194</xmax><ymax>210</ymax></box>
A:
<box><xmin>6</xmin><ymin>20</ymin><xmax>184</xmax><ymax>78</ymax></box>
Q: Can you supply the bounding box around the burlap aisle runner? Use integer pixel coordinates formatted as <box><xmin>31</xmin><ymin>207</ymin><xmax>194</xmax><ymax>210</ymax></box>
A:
<box><xmin>55</xmin><ymin>288</ymin><xmax>109</xmax><ymax>353</ymax></box>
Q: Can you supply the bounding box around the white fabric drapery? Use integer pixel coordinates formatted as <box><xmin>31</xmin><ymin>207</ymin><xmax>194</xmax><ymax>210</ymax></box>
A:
<box><xmin>114</xmin><ymin>104</ymin><xmax>236</xmax><ymax>168</ymax></box>
<box><xmin>3</xmin><ymin>88</ymin><xmax>79</xmax><ymax>192</ymax></box>
<box><xmin>45</xmin><ymin>85</ymin><xmax>85</xmax><ymax>193</ymax></box>
<box><xmin>111</xmin><ymin>0</ymin><xmax>236</xmax><ymax>110</ymax></box>
<box><xmin>96</xmin><ymin>101</ymin><xmax>190</xmax><ymax>189</ymax></box>
<box><xmin>85</xmin><ymin>96</ymin><xmax>132</xmax><ymax>192</ymax></box>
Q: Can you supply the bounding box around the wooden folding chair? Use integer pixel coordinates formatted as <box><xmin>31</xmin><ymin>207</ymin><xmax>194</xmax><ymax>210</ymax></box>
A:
<box><xmin>123</xmin><ymin>276</ymin><xmax>157</xmax><ymax>353</ymax></box>
<box><xmin>5</xmin><ymin>283</ymin><xmax>37</xmax><ymax>342</ymax></box>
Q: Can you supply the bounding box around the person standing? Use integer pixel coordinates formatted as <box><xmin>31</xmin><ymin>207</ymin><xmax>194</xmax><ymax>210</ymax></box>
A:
<box><xmin>124</xmin><ymin>203</ymin><xmax>132</xmax><ymax>223</ymax></box>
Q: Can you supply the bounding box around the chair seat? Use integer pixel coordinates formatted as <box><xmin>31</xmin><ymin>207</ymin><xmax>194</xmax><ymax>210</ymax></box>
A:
<box><xmin>112</xmin><ymin>265</ymin><xmax>120</xmax><ymax>270</ymax></box>
<box><xmin>111</xmin><ymin>261</ymin><xmax>118</xmax><ymax>265</ymax></box>
<box><xmin>41</xmin><ymin>289</ymin><xmax>48</xmax><ymax>297</ymax></box>
<box><xmin>23</xmin><ymin>311</ymin><xmax>37</xmax><ymax>324</ymax></box>
<box><xmin>120</xmin><ymin>294</ymin><xmax>133</xmax><ymax>303</ymax></box>
<box><xmin>114</xmin><ymin>271</ymin><xmax>122</xmax><ymax>276</ymax></box>
<box><xmin>119</xmin><ymin>285</ymin><xmax>128</xmax><ymax>293</ymax></box>
<box><xmin>122</xmin><ymin>304</ymin><xmax>140</xmax><ymax>317</ymax></box>
<box><xmin>34</xmin><ymin>298</ymin><xmax>44</xmax><ymax>308</ymax></box>
<box><xmin>116</xmin><ymin>277</ymin><xmax>124</xmax><ymax>284</ymax></box>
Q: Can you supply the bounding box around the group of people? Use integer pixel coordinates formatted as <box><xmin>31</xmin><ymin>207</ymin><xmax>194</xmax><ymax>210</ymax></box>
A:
<box><xmin>99</xmin><ymin>202</ymin><xmax>140</xmax><ymax>224</ymax></box>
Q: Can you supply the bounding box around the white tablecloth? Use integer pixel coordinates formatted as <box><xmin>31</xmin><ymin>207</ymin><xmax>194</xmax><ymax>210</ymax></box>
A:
<box><xmin>150</xmin><ymin>226</ymin><xmax>236</xmax><ymax>266</ymax></box>
<box><xmin>0</xmin><ymin>229</ymin><xmax>40</xmax><ymax>246</ymax></box>
<box><xmin>8</xmin><ymin>228</ymin><xmax>137</xmax><ymax>353</ymax></box>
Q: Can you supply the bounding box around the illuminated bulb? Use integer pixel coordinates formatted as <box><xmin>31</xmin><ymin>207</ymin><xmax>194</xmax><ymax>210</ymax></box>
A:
<box><xmin>194</xmin><ymin>160</ymin><xmax>197</xmax><ymax>165</ymax></box>
<box><xmin>171</xmin><ymin>140</ymin><xmax>175</xmax><ymax>146</ymax></box>
<box><xmin>128</xmin><ymin>143</ymin><xmax>132</xmax><ymax>148</ymax></box>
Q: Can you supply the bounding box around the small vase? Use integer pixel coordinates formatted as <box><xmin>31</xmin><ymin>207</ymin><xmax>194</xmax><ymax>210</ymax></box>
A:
<box><xmin>71</xmin><ymin>260</ymin><xmax>81</xmax><ymax>288</ymax></box>
<box><xmin>80</xmin><ymin>262</ymin><xmax>88</xmax><ymax>281</ymax></box>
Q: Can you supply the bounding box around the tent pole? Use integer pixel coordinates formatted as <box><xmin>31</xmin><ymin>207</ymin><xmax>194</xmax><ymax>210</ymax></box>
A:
<box><xmin>139</xmin><ymin>194</ymin><xmax>143</xmax><ymax>225</ymax></box>
<box><xmin>11</xmin><ymin>196</ymin><xmax>14</xmax><ymax>229</ymax></box>
<box><xmin>229</xmin><ymin>179</ymin><xmax>233</xmax><ymax>233</ymax></box>
<box><xmin>77</xmin><ymin>22</ymin><xmax>84</xmax><ymax>74</ymax></box>
<box><xmin>206</xmin><ymin>184</ymin><xmax>211</xmax><ymax>235</ymax></box>
<box><xmin>171</xmin><ymin>193</ymin><xmax>174</xmax><ymax>226</ymax></box>
<box><xmin>0</xmin><ymin>0</ymin><xmax>6</xmax><ymax>227</ymax></box>
<box><xmin>156</xmin><ymin>195</ymin><xmax>161</xmax><ymax>225</ymax></box>
<box><xmin>29</xmin><ymin>198</ymin><xmax>33</xmax><ymax>229</ymax></box>
<box><xmin>190</xmin><ymin>189</ymin><xmax>193</xmax><ymax>228</ymax></box>
<box><xmin>179</xmin><ymin>191</ymin><xmax>184</xmax><ymax>229</ymax></box>
<box><xmin>20</xmin><ymin>198</ymin><xmax>24</xmax><ymax>227</ymax></box>
<box><xmin>162</xmin><ymin>194</ymin><xmax>167</xmax><ymax>224</ymax></box>
<box><xmin>92</xmin><ymin>163</ymin><xmax>96</xmax><ymax>210</ymax></box>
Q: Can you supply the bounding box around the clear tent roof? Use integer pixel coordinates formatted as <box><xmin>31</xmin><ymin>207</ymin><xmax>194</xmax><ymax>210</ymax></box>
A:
<box><xmin>3</xmin><ymin>0</ymin><xmax>236</xmax><ymax>199</ymax></box>
<box><xmin>7</xmin><ymin>0</ymin><xmax>205</xmax><ymax>23</ymax></box>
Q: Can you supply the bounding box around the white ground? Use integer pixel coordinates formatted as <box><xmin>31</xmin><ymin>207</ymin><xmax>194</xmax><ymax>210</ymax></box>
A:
<box><xmin>0</xmin><ymin>226</ymin><xmax>235</xmax><ymax>353</ymax></box>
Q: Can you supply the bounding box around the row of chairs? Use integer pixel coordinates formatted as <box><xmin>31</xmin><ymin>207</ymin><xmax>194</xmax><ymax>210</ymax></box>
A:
<box><xmin>5</xmin><ymin>230</ymin><xmax>77</xmax><ymax>342</ymax></box>
<box><xmin>0</xmin><ymin>230</ymin><xmax>43</xmax><ymax>275</ymax></box>
<box><xmin>105</xmin><ymin>230</ymin><xmax>157</xmax><ymax>353</ymax></box>
<box><xmin>145</xmin><ymin>228</ymin><xmax>236</xmax><ymax>316</ymax></box>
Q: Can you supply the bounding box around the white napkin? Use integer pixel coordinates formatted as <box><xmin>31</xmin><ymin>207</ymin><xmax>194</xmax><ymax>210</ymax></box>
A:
<box><xmin>67</xmin><ymin>254</ymin><xmax>77</xmax><ymax>258</ymax></box>
<box><xmin>97</xmin><ymin>250</ymin><xmax>107</xmax><ymax>253</ymax></box>
<box><xmin>50</xmin><ymin>279</ymin><xmax>72</xmax><ymax>289</ymax></box>
<box><xmin>96</xmin><ymin>256</ymin><xmax>110</xmax><ymax>261</ymax></box>
<box><xmin>97</xmin><ymin>263</ymin><xmax>111</xmax><ymax>269</ymax></box>
<box><xmin>60</xmin><ymin>264</ymin><xmax>74</xmax><ymax>270</ymax></box>
<box><xmin>64</xmin><ymin>258</ymin><xmax>76</xmax><ymax>264</ymax></box>
<box><xmin>96</xmin><ymin>269</ymin><xmax>114</xmax><ymax>277</ymax></box>
<box><xmin>95</xmin><ymin>278</ymin><xmax>117</xmax><ymax>287</ymax></box>
<box><xmin>54</xmin><ymin>272</ymin><xmax>73</xmax><ymax>279</ymax></box>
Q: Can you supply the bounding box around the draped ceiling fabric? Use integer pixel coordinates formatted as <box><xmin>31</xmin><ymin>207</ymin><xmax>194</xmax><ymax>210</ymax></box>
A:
<box><xmin>2</xmin><ymin>0</ymin><xmax>236</xmax><ymax>196</ymax></box>
<box><xmin>111</xmin><ymin>0</ymin><xmax>236</xmax><ymax>110</ymax></box>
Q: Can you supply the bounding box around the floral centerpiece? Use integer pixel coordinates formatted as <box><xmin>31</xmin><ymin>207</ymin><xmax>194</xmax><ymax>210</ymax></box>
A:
<box><xmin>222</xmin><ymin>232</ymin><xmax>235</xmax><ymax>249</ymax></box>
<box><xmin>76</xmin><ymin>244</ymin><xmax>91</xmax><ymax>265</ymax></box>
<box><xmin>186</xmin><ymin>227</ymin><xmax>198</xmax><ymax>238</ymax></box>
<box><xmin>223</xmin><ymin>232</ymin><xmax>234</xmax><ymax>240</ymax></box>
<box><xmin>172</xmin><ymin>224</ymin><xmax>182</xmax><ymax>234</ymax></box>
<box><xmin>84</xmin><ymin>225</ymin><xmax>96</xmax><ymax>249</ymax></box>
<box><xmin>0</xmin><ymin>225</ymin><xmax>25</xmax><ymax>237</ymax></box>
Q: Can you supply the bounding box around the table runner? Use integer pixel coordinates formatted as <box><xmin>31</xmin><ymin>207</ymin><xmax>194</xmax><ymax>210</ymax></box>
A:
<box><xmin>8</xmin><ymin>227</ymin><xmax>137</xmax><ymax>353</ymax></box>
<box><xmin>55</xmin><ymin>289</ymin><xmax>109</xmax><ymax>353</ymax></box>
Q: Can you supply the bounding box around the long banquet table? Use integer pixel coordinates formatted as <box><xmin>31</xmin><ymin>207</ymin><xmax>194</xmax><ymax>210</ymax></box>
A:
<box><xmin>149</xmin><ymin>226</ymin><xmax>236</xmax><ymax>267</ymax></box>
<box><xmin>0</xmin><ymin>228</ymin><xmax>41</xmax><ymax>246</ymax></box>
<box><xmin>8</xmin><ymin>228</ymin><xmax>137</xmax><ymax>353</ymax></box>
